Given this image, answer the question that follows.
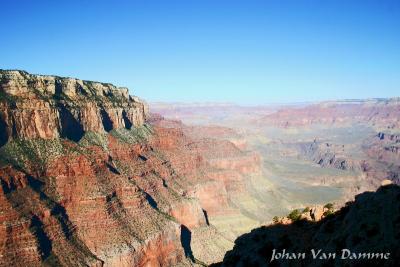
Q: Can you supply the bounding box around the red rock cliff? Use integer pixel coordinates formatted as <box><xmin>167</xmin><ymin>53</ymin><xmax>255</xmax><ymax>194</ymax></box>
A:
<box><xmin>0</xmin><ymin>70</ymin><xmax>148</xmax><ymax>144</ymax></box>
<box><xmin>0</xmin><ymin>70</ymin><xmax>264</xmax><ymax>266</ymax></box>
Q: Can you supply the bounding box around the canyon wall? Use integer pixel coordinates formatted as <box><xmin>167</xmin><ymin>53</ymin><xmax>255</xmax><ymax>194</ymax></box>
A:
<box><xmin>255</xmin><ymin>99</ymin><xmax>400</xmax><ymax>201</ymax></box>
<box><xmin>0</xmin><ymin>70</ymin><xmax>264</xmax><ymax>266</ymax></box>
<box><xmin>259</xmin><ymin>99</ymin><xmax>400</xmax><ymax>129</ymax></box>
<box><xmin>0</xmin><ymin>70</ymin><xmax>148</xmax><ymax>142</ymax></box>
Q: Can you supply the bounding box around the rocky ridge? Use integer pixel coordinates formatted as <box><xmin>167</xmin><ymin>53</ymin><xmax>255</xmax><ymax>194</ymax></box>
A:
<box><xmin>215</xmin><ymin>185</ymin><xmax>400</xmax><ymax>267</ymax></box>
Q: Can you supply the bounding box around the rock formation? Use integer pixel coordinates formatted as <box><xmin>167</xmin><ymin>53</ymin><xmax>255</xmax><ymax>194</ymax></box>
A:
<box><xmin>0</xmin><ymin>70</ymin><xmax>265</xmax><ymax>266</ymax></box>
<box><xmin>0</xmin><ymin>70</ymin><xmax>148</xmax><ymax>142</ymax></box>
<box><xmin>297</xmin><ymin>134</ymin><xmax>400</xmax><ymax>198</ymax></box>
<box><xmin>272</xmin><ymin>204</ymin><xmax>335</xmax><ymax>225</ymax></box>
<box><xmin>0</xmin><ymin>70</ymin><xmax>188</xmax><ymax>267</ymax></box>
<box><xmin>259</xmin><ymin>99</ymin><xmax>400</xmax><ymax>129</ymax></box>
<box><xmin>215</xmin><ymin>185</ymin><xmax>400</xmax><ymax>267</ymax></box>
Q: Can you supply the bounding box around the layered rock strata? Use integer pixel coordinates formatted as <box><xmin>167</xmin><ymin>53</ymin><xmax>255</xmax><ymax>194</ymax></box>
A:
<box><xmin>0</xmin><ymin>70</ymin><xmax>148</xmax><ymax>143</ymax></box>
<box><xmin>260</xmin><ymin>99</ymin><xmax>400</xmax><ymax>129</ymax></box>
<box><xmin>0</xmin><ymin>70</ymin><xmax>263</xmax><ymax>266</ymax></box>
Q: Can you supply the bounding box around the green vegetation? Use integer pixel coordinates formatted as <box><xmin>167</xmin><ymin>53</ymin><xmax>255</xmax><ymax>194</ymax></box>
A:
<box><xmin>78</xmin><ymin>131</ymin><xmax>109</xmax><ymax>150</ymax></box>
<box><xmin>302</xmin><ymin>207</ymin><xmax>310</xmax><ymax>213</ymax></box>
<box><xmin>31</xmin><ymin>87</ymin><xmax>53</xmax><ymax>103</ymax></box>
<box><xmin>110</xmin><ymin>124</ymin><xmax>153</xmax><ymax>144</ymax></box>
<box><xmin>0</xmin><ymin>136</ymin><xmax>96</xmax><ymax>173</ymax></box>
<box><xmin>158</xmin><ymin>210</ymin><xmax>178</xmax><ymax>223</ymax></box>
<box><xmin>272</xmin><ymin>216</ymin><xmax>280</xmax><ymax>223</ymax></box>
<box><xmin>82</xmin><ymin>81</ymin><xmax>128</xmax><ymax>107</ymax></box>
<box><xmin>3</xmin><ymin>130</ymin><xmax>140</xmax><ymax>168</ymax></box>
<box><xmin>0</xmin><ymin>124</ymin><xmax>155</xmax><ymax>174</ymax></box>
<box><xmin>287</xmin><ymin>209</ymin><xmax>302</xmax><ymax>221</ymax></box>
<box><xmin>107</xmin><ymin>93</ymin><xmax>127</xmax><ymax>106</ymax></box>
<box><xmin>323</xmin><ymin>203</ymin><xmax>335</xmax><ymax>217</ymax></box>
<box><xmin>80</xmin><ymin>81</ymin><xmax>104</xmax><ymax>103</ymax></box>
<box><xmin>0</xmin><ymin>138</ymin><xmax>65</xmax><ymax>171</ymax></box>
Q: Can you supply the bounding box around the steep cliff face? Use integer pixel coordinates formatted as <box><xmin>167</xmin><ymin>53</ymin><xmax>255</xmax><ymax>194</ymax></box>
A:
<box><xmin>0</xmin><ymin>71</ymin><xmax>190</xmax><ymax>266</ymax></box>
<box><xmin>0</xmin><ymin>136</ymin><xmax>191</xmax><ymax>267</ymax></box>
<box><xmin>0</xmin><ymin>70</ymin><xmax>148</xmax><ymax>142</ymax></box>
<box><xmin>363</xmin><ymin>132</ymin><xmax>400</xmax><ymax>184</ymax></box>
<box><xmin>0</xmin><ymin>70</ymin><xmax>265</xmax><ymax>266</ymax></box>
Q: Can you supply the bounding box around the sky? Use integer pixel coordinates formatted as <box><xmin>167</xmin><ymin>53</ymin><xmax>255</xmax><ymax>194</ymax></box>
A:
<box><xmin>1</xmin><ymin>0</ymin><xmax>399</xmax><ymax>104</ymax></box>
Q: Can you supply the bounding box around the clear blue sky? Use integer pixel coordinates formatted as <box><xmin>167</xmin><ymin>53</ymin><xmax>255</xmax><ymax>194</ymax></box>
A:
<box><xmin>1</xmin><ymin>0</ymin><xmax>399</xmax><ymax>104</ymax></box>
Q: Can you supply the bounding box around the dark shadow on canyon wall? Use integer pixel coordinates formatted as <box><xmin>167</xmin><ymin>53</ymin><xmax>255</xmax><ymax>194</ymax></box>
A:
<box><xmin>0</xmin><ymin>115</ymin><xmax>8</xmax><ymax>147</ymax></box>
<box><xmin>122</xmin><ymin>110</ymin><xmax>133</xmax><ymax>130</ymax></box>
<box><xmin>144</xmin><ymin>191</ymin><xmax>158</xmax><ymax>210</ymax></box>
<box><xmin>54</xmin><ymin>80</ymin><xmax>63</xmax><ymax>96</ymax></box>
<box><xmin>100</xmin><ymin>109</ymin><xmax>113</xmax><ymax>132</ymax></box>
<box><xmin>138</xmin><ymin>154</ymin><xmax>148</xmax><ymax>161</ymax></box>
<box><xmin>106</xmin><ymin>156</ymin><xmax>120</xmax><ymax>175</ymax></box>
<box><xmin>106</xmin><ymin>163</ymin><xmax>120</xmax><ymax>175</ymax></box>
<box><xmin>58</xmin><ymin>104</ymin><xmax>84</xmax><ymax>142</ymax></box>
<box><xmin>26</xmin><ymin>174</ymin><xmax>74</xmax><ymax>240</ymax></box>
<box><xmin>202</xmin><ymin>209</ymin><xmax>210</xmax><ymax>226</ymax></box>
<box><xmin>181</xmin><ymin>225</ymin><xmax>195</xmax><ymax>262</ymax></box>
<box><xmin>213</xmin><ymin>185</ymin><xmax>400</xmax><ymax>267</ymax></box>
<box><xmin>30</xmin><ymin>215</ymin><xmax>52</xmax><ymax>260</ymax></box>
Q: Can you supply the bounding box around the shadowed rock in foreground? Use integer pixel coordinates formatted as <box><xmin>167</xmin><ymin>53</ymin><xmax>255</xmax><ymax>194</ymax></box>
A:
<box><xmin>214</xmin><ymin>185</ymin><xmax>400</xmax><ymax>267</ymax></box>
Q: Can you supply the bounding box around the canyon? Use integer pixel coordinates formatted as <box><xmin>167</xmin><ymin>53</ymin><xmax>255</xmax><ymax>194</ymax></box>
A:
<box><xmin>152</xmin><ymin>99</ymin><xmax>400</xmax><ymax>205</ymax></box>
<box><xmin>0</xmin><ymin>70</ymin><xmax>269</xmax><ymax>266</ymax></box>
<box><xmin>1</xmin><ymin>70</ymin><xmax>399</xmax><ymax>266</ymax></box>
<box><xmin>152</xmin><ymin>98</ymin><xmax>400</xmax><ymax>266</ymax></box>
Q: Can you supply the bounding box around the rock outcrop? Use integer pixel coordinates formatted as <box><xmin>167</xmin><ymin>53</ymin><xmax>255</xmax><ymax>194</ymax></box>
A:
<box><xmin>0</xmin><ymin>70</ymin><xmax>148</xmax><ymax>142</ymax></box>
<box><xmin>215</xmin><ymin>185</ymin><xmax>400</xmax><ymax>267</ymax></box>
<box><xmin>300</xmin><ymin>140</ymin><xmax>362</xmax><ymax>171</ymax></box>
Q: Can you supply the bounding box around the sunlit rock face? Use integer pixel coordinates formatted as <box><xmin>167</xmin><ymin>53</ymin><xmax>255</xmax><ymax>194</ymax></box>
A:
<box><xmin>0</xmin><ymin>70</ymin><xmax>188</xmax><ymax>267</ymax></box>
<box><xmin>0</xmin><ymin>70</ymin><xmax>266</xmax><ymax>266</ymax></box>
<box><xmin>0</xmin><ymin>70</ymin><xmax>148</xmax><ymax>141</ymax></box>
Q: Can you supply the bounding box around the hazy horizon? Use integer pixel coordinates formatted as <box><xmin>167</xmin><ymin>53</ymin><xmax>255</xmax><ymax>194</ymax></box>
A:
<box><xmin>150</xmin><ymin>96</ymin><xmax>400</xmax><ymax>106</ymax></box>
<box><xmin>1</xmin><ymin>0</ymin><xmax>399</xmax><ymax>104</ymax></box>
